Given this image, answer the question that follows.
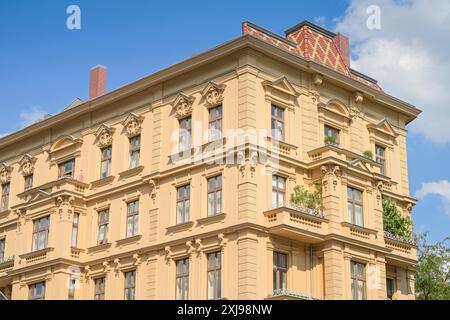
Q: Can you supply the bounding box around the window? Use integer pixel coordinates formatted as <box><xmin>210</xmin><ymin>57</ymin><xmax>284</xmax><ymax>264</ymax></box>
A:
<box><xmin>32</xmin><ymin>216</ymin><xmax>50</xmax><ymax>251</ymax></box>
<box><xmin>0</xmin><ymin>239</ymin><xmax>5</xmax><ymax>263</ymax></box>
<box><xmin>29</xmin><ymin>282</ymin><xmax>45</xmax><ymax>300</ymax></box>
<box><xmin>176</xmin><ymin>258</ymin><xmax>189</xmax><ymax>300</ymax></box>
<box><xmin>351</xmin><ymin>261</ymin><xmax>366</xmax><ymax>300</ymax></box>
<box><xmin>124</xmin><ymin>270</ymin><xmax>136</xmax><ymax>300</ymax></box>
<box><xmin>24</xmin><ymin>174</ymin><xmax>33</xmax><ymax>190</ymax></box>
<box><xmin>179</xmin><ymin>116</ymin><xmax>192</xmax><ymax>152</ymax></box>
<box><xmin>97</xmin><ymin>210</ymin><xmax>109</xmax><ymax>245</ymax></box>
<box><xmin>273</xmin><ymin>252</ymin><xmax>287</xmax><ymax>290</ymax></box>
<box><xmin>129</xmin><ymin>135</ymin><xmax>141</xmax><ymax>169</ymax></box>
<box><xmin>126</xmin><ymin>201</ymin><xmax>139</xmax><ymax>238</ymax></box>
<box><xmin>100</xmin><ymin>146</ymin><xmax>112</xmax><ymax>178</ymax></box>
<box><xmin>207</xmin><ymin>175</ymin><xmax>222</xmax><ymax>216</ymax></box>
<box><xmin>207</xmin><ymin>251</ymin><xmax>222</xmax><ymax>300</ymax></box>
<box><xmin>271</xmin><ymin>175</ymin><xmax>286</xmax><ymax>208</ymax></box>
<box><xmin>347</xmin><ymin>187</ymin><xmax>363</xmax><ymax>226</ymax></box>
<box><xmin>0</xmin><ymin>183</ymin><xmax>9</xmax><ymax>211</ymax></box>
<box><xmin>375</xmin><ymin>145</ymin><xmax>386</xmax><ymax>175</ymax></box>
<box><xmin>324</xmin><ymin>125</ymin><xmax>340</xmax><ymax>145</ymax></box>
<box><xmin>94</xmin><ymin>277</ymin><xmax>106</xmax><ymax>300</ymax></box>
<box><xmin>386</xmin><ymin>278</ymin><xmax>395</xmax><ymax>299</ymax></box>
<box><xmin>209</xmin><ymin>106</ymin><xmax>223</xmax><ymax>141</ymax></box>
<box><xmin>58</xmin><ymin>159</ymin><xmax>75</xmax><ymax>178</ymax></box>
<box><xmin>271</xmin><ymin>105</ymin><xmax>284</xmax><ymax>141</ymax></box>
<box><xmin>177</xmin><ymin>185</ymin><xmax>190</xmax><ymax>224</ymax></box>
<box><xmin>71</xmin><ymin>213</ymin><xmax>80</xmax><ymax>248</ymax></box>
<box><xmin>68</xmin><ymin>277</ymin><xmax>76</xmax><ymax>300</ymax></box>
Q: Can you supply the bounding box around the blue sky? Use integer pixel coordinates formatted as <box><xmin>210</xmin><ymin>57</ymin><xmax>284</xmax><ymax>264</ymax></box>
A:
<box><xmin>0</xmin><ymin>0</ymin><xmax>449</xmax><ymax>242</ymax></box>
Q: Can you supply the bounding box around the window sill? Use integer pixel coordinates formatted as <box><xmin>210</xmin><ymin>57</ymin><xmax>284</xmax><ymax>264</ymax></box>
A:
<box><xmin>166</xmin><ymin>221</ymin><xmax>194</xmax><ymax>234</ymax></box>
<box><xmin>0</xmin><ymin>208</ymin><xmax>10</xmax><ymax>218</ymax></box>
<box><xmin>87</xmin><ymin>242</ymin><xmax>112</xmax><ymax>253</ymax></box>
<box><xmin>118</xmin><ymin>166</ymin><xmax>144</xmax><ymax>179</ymax></box>
<box><xmin>116</xmin><ymin>234</ymin><xmax>142</xmax><ymax>246</ymax></box>
<box><xmin>90</xmin><ymin>175</ymin><xmax>115</xmax><ymax>188</ymax></box>
<box><xmin>197</xmin><ymin>213</ymin><xmax>226</xmax><ymax>226</ymax></box>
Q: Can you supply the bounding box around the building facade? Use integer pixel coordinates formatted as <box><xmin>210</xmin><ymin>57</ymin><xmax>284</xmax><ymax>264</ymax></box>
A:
<box><xmin>0</xmin><ymin>20</ymin><xmax>420</xmax><ymax>300</ymax></box>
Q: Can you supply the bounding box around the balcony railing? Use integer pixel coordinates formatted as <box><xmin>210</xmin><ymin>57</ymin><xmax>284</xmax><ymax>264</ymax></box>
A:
<box><xmin>272</xmin><ymin>202</ymin><xmax>324</xmax><ymax>219</ymax></box>
<box><xmin>0</xmin><ymin>256</ymin><xmax>15</xmax><ymax>271</ymax></box>
<box><xmin>384</xmin><ymin>231</ymin><xmax>416</xmax><ymax>245</ymax></box>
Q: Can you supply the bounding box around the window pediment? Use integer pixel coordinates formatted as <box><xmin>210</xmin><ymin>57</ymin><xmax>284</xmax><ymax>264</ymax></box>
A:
<box><xmin>0</xmin><ymin>162</ymin><xmax>13</xmax><ymax>184</ymax></box>
<box><xmin>367</xmin><ymin>119</ymin><xmax>398</xmax><ymax>139</ymax></box>
<box><xmin>349</xmin><ymin>159</ymin><xmax>371</xmax><ymax>173</ymax></box>
<box><xmin>171</xmin><ymin>93</ymin><xmax>195</xmax><ymax>119</ymax></box>
<box><xmin>94</xmin><ymin>124</ymin><xmax>115</xmax><ymax>148</ymax></box>
<box><xmin>19</xmin><ymin>154</ymin><xmax>37</xmax><ymax>176</ymax></box>
<box><xmin>201</xmin><ymin>81</ymin><xmax>226</xmax><ymax>108</ymax></box>
<box><xmin>122</xmin><ymin>113</ymin><xmax>144</xmax><ymax>138</ymax></box>
<box><xmin>50</xmin><ymin>135</ymin><xmax>83</xmax><ymax>153</ymax></box>
<box><xmin>319</xmin><ymin>99</ymin><xmax>351</xmax><ymax>119</ymax></box>
<box><xmin>262</xmin><ymin>76</ymin><xmax>299</xmax><ymax>109</ymax></box>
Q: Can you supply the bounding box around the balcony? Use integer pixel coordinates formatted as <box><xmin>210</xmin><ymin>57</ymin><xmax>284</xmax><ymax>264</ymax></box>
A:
<box><xmin>384</xmin><ymin>231</ymin><xmax>417</xmax><ymax>261</ymax></box>
<box><xmin>267</xmin><ymin>289</ymin><xmax>322</xmax><ymax>300</ymax></box>
<box><xmin>263</xmin><ymin>204</ymin><xmax>327</xmax><ymax>243</ymax></box>
<box><xmin>0</xmin><ymin>256</ymin><xmax>15</xmax><ymax>272</ymax></box>
<box><xmin>341</xmin><ymin>222</ymin><xmax>378</xmax><ymax>242</ymax></box>
<box><xmin>19</xmin><ymin>247</ymin><xmax>54</xmax><ymax>264</ymax></box>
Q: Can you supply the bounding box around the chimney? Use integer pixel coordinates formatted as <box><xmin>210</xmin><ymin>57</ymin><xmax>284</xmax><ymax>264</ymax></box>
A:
<box><xmin>333</xmin><ymin>33</ymin><xmax>350</xmax><ymax>68</ymax></box>
<box><xmin>89</xmin><ymin>65</ymin><xmax>107</xmax><ymax>99</ymax></box>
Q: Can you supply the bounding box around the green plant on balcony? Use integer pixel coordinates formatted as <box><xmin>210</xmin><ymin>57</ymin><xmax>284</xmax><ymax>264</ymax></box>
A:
<box><xmin>324</xmin><ymin>135</ymin><xmax>336</xmax><ymax>145</ymax></box>
<box><xmin>290</xmin><ymin>184</ymin><xmax>323</xmax><ymax>212</ymax></box>
<box><xmin>362</xmin><ymin>150</ymin><xmax>373</xmax><ymax>159</ymax></box>
<box><xmin>382</xmin><ymin>197</ymin><xmax>414</xmax><ymax>240</ymax></box>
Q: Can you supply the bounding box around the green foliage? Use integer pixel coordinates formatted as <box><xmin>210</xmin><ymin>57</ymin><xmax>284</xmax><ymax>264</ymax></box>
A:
<box><xmin>362</xmin><ymin>150</ymin><xmax>373</xmax><ymax>159</ymax></box>
<box><xmin>324</xmin><ymin>135</ymin><xmax>336</xmax><ymax>145</ymax></box>
<box><xmin>382</xmin><ymin>197</ymin><xmax>413</xmax><ymax>240</ymax></box>
<box><xmin>290</xmin><ymin>184</ymin><xmax>323</xmax><ymax>211</ymax></box>
<box><xmin>415</xmin><ymin>234</ymin><xmax>450</xmax><ymax>300</ymax></box>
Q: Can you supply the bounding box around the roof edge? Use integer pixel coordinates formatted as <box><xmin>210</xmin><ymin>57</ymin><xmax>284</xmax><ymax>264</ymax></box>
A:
<box><xmin>285</xmin><ymin>20</ymin><xmax>336</xmax><ymax>38</ymax></box>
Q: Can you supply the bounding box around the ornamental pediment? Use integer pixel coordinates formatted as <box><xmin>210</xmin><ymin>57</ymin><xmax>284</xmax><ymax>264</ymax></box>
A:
<box><xmin>171</xmin><ymin>93</ymin><xmax>195</xmax><ymax>119</ymax></box>
<box><xmin>94</xmin><ymin>124</ymin><xmax>115</xmax><ymax>148</ymax></box>
<box><xmin>0</xmin><ymin>162</ymin><xmax>13</xmax><ymax>184</ymax></box>
<box><xmin>201</xmin><ymin>81</ymin><xmax>226</xmax><ymax>108</ymax></box>
<box><xmin>367</xmin><ymin>119</ymin><xmax>398</xmax><ymax>138</ymax></box>
<box><xmin>122</xmin><ymin>112</ymin><xmax>144</xmax><ymax>137</ymax></box>
<box><xmin>19</xmin><ymin>154</ymin><xmax>37</xmax><ymax>176</ymax></box>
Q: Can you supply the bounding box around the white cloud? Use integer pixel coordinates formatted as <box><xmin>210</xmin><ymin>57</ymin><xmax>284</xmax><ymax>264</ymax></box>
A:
<box><xmin>19</xmin><ymin>106</ymin><xmax>48</xmax><ymax>128</ymax></box>
<box><xmin>334</xmin><ymin>0</ymin><xmax>450</xmax><ymax>143</ymax></box>
<box><xmin>415</xmin><ymin>180</ymin><xmax>450</xmax><ymax>216</ymax></box>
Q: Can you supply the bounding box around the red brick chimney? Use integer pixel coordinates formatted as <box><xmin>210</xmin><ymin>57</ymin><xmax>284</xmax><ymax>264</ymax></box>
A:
<box><xmin>89</xmin><ymin>65</ymin><xmax>107</xmax><ymax>99</ymax></box>
<box><xmin>333</xmin><ymin>33</ymin><xmax>350</xmax><ymax>68</ymax></box>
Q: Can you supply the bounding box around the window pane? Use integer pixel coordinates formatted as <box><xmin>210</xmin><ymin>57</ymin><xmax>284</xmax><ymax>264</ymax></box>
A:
<box><xmin>208</xmin><ymin>193</ymin><xmax>214</xmax><ymax>216</ymax></box>
<box><xmin>355</xmin><ymin>205</ymin><xmax>363</xmax><ymax>226</ymax></box>
<box><xmin>216</xmin><ymin>190</ymin><xmax>222</xmax><ymax>214</ymax></box>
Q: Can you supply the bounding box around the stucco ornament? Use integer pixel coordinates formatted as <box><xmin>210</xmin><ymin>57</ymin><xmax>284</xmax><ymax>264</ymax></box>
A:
<box><xmin>94</xmin><ymin>125</ymin><xmax>115</xmax><ymax>148</ymax></box>
<box><xmin>19</xmin><ymin>154</ymin><xmax>37</xmax><ymax>176</ymax></box>
<box><xmin>202</xmin><ymin>81</ymin><xmax>226</xmax><ymax>107</ymax></box>
<box><xmin>0</xmin><ymin>163</ymin><xmax>12</xmax><ymax>184</ymax></box>
<box><xmin>122</xmin><ymin>113</ymin><xmax>144</xmax><ymax>138</ymax></box>
<box><xmin>172</xmin><ymin>93</ymin><xmax>195</xmax><ymax>119</ymax></box>
<box><xmin>349</xmin><ymin>92</ymin><xmax>364</xmax><ymax>120</ymax></box>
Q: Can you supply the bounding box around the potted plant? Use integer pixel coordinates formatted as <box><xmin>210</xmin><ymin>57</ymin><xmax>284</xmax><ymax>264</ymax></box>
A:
<box><xmin>363</xmin><ymin>150</ymin><xmax>373</xmax><ymax>159</ymax></box>
<box><xmin>324</xmin><ymin>135</ymin><xmax>337</xmax><ymax>145</ymax></box>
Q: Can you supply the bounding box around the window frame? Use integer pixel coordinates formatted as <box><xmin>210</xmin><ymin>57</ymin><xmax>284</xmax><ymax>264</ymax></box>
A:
<box><xmin>71</xmin><ymin>213</ymin><xmax>80</xmax><ymax>248</ymax></box>
<box><xmin>94</xmin><ymin>277</ymin><xmax>106</xmax><ymax>300</ymax></box>
<box><xmin>207</xmin><ymin>251</ymin><xmax>222</xmax><ymax>300</ymax></box>
<box><xmin>207</xmin><ymin>175</ymin><xmax>222</xmax><ymax>216</ymax></box>
<box><xmin>176</xmin><ymin>184</ymin><xmax>190</xmax><ymax>224</ymax></box>
<box><xmin>375</xmin><ymin>144</ymin><xmax>386</xmax><ymax>175</ymax></box>
<box><xmin>126</xmin><ymin>200</ymin><xmax>139</xmax><ymax>238</ymax></box>
<box><xmin>24</xmin><ymin>174</ymin><xmax>34</xmax><ymax>191</ymax></box>
<box><xmin>0</xmin><ymin>238</ymin><xmax>5</xmax><ymax>263</ymax></box>
<box><xmin>351</xmin><ymin>261</ymin><xmax>366</xmax><ymax>300</ymax></box>
<box><xmin>347</xmin><ymin>187</ymin><xmax>364</xmax><ymax>226</ymax></box>
<box><xmin>179</xmin><ymin>116</ymin><xmax>192</xmax><ymax>152</ymax></box>
<box><xmin>208</xmin><ymin>105</ymin><xmax>223</xmax><ymax>142</ymax></box>
<box><xmin>324</xmin><ymin>124</ymin><xmax>340</xmax><ymax>145</ymax></box>
<box><xmin>175</xmin><ymin>258</ymin><xmax>189</xmax><ymax>300</ymax></box>
<box><xmin>271</xmin><ymin>105</ymin><xmax>284</xmax><ymax>141</ymax></box>
<box><xmin>386</xmin><ymin>278</ymin><xmax>395</xmax><ymax>299</ymax></box>
<box><xmin>124</xmin><ymin>270</ymin><xmax>136</xmax><ymax>300</ymax></box>
<box><xmin>129</xmin><ymin>135</ymin><xmax>141</xmax><ymax>169</ymax></box>
<box><xmin>32</xmin><ymin>216</ymin><xmax>50</xmax><ymax>252</ymax></box>
<box><xmin>58</xmin><ymin>159</ymin><xmax>75</xmax><ymax>178</ymax></box>
<box><xmin>273</xmin><ymin>251</ymin><xmax>288</xmax><ymax>291</ymax></box>
<box><xmin>100</xmin><ymin>146</ymin><xmax>112</xmax><ymax>178</ymax></box>
<box><xmin>271</xmin><ymin>175</ymin><xmax>286</xmax><ymax>209</ymax></box>
<box><xmin>97</xmin><ymin>209</ymin><xmax>109</xmax><ymax>245</ymax></box>
<box><xmin>28</xmin><ymin>281</ymin><xmax>46</xmax><ymax>300</ymax></box>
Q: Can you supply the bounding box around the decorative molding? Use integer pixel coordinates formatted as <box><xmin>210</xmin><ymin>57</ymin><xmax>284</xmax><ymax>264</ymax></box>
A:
<box><xmin>321</xmin><ymin>164</ymin><xmax>341</xmax><ymax>192</ymax></box>
<box><xmin>122</xmin><ymin>112</ymin><xmax>144</xmax><ymax>138</ymax></box>
<box><xmin>102</xmin><ymin>261</ymin><xmax>110</xmax><ymax>273</ymax></box>
<box><xmin>218</xmin><ymin>233</ymin><xmax>227</xmax><ymax>249</ymax></box>
<box><xmin>0</xmin><ymin>162</ymin><xmax>13</xmax><ymax>184</ymax></box>
<box><xmin>133</xmin><ymin>253</ymin><xmax>141</xmax><ymax>266</ymax></box>
<box><xmin>18</xmin><ymin>154</ymin><xmax>37</xmax><ymax>176</ymax></box>
<box><xmin>94</xmin><ymin>124</ymin><xmax>115</xmax><ymax>148</ymax></box>
<box><xmin>195</xmin><ymin>239</ymin><xmax>203</xmax><ymax>255</ymax></box>
<box><xmin>262</xmin><ymin>76</ymin><xmax>299</xmax><ymax>109</ymax></box>
<box><xmin>165</xmin><ymin>246</ymin><xmax>172</xmax><ymax>264</ymax></box>
<box><xmin>367</xmin><ymin>119</ymin><xmax>398</xmax><ymax>139</ymax></box>
<box><xmin>171</xmin><ymin>93</ymin><xmax>195</xmax><ymax>119</ymax></box>
<box><xmin>186</xmin><ymin>241</ymin><xmax>194</xmax><ymax>255</ymax></box>
<box><xmin>313</xmin><ymin>74</ymin><xmax>323</xmax><ymax>86</ymax></box>
<box><xmin>201</xmin><ymin>81</ymin><xmax>226</xmax><ymax>108</ymax></box>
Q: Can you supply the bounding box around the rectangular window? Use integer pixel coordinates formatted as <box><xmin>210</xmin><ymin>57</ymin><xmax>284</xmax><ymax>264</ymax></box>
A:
<box><xmin>273</xmin><ymin>252</ymin><xmax>287</xmax><ymax>290</ymax></box>
<box><xmin>207</xmin><ymin>251</ymin><xmax>222</xmax><ymax>300</ymax></box>
<box><xmin>0</xmin><ymin>183</ymin><xmax>10</xmax><ymax>211</ymax></box>
<box><xmin>0</xmin><ymin>239</ymin><xmax>5</xmax><ymax>263</ymax></box>
<box><xmin>100</xmin><ymin>146</ymin><xmax>112</xmax><ymax>178</ymax></box>
<box><xmin>207</xmin><ymin>175</ymin><xmax>222</xmax><ymax>216</ymax></box>
<box><xmin>347</xmin><ymin>187</ymin><xmax>363</xmax><ymax>226</ymax></box>
<box><xmin>375</xmin><ymin>145</ymin><xmax>386</xmax><ymax>175</ymax></box>
<box><xmin>94</xmin><ymin>277</ymin><xmax>106</xmax><ymax>300</ymax></box>
<box><xmin>24</xmin><ymin>174</ymin><xmax>34</xmax><ymax>191</ymax></box>
<box><xmin>68</xmin><ymin>277</ymin><xmax>76</xmax><ymax>300</ymax></box>
<box><xmin>351</xmin><ymin>261</ymin><xmax>366</xmax><ymax>300</ymax></box>
<box><xmin>29</xmin><ymin>282</ymin><xmax>45</xmax><ymax>300</ymax></box>
<box><xmin>124</xmin><ymin>270</ymin><xmax>136</xmax><ymax>300</ymax></box>
<box><xmin>271</xmin><ymin>105</ymin><xmax>284</xmax><ymax>141</ymax></box>
<box><xmin>271</xmin><ymin>175</ymin><xmax>286</xmax><ymax>208</ymax></box>
<box><xmin>129</xmin><ymin>135</ymin><xmax>141</xmax><ymax>169</ymax></box>
<box><xmin>97</xmin><ymin>210</ymin><xmax>109</xmax><ymax>245</ymax></box>
<box><xmin>386</xmin><ymin>278</ymin><xmax>394</xmax><ymax>299</ymax></box>
<box><xmin>126</xmin><ymin>201</ymin><xmax>139</xmax><ymax>238</ymax></box>
<box><xmin>179</xmin><ymin>117</ymin><xmax>192</xmax><ymax>152</ymax></box>
<box><xmin>32</xmin><ymin>216</ymin><xmax>50</xmax><ymax>251</ymax></box>
<box><xmin>176</xmin><ymin>258</ymin><xmax>189</xmax><ymax>300</ymax></box>
<box><xmin>58</xmin><ymin>159</ymin><xmax>75</xmax><ymax>178</ymax></box>
<box><xmin>71</xmin><ymin>213</ymin><xmax>80</xmax><ymax>248</ymax></box>
<box><xmin>177</xmin><ymin>185</ymin><xmax>190</xmax><ymax>224</ymax></box>
<box><xmin>209</xmin><ymin>106</ymin><xmax>223</xmax><ymax>141</ymax></box>
<box><xmin>324</xmin><ymin>125</ymin><xmax>340</xmax><ymax>145</ymax></box>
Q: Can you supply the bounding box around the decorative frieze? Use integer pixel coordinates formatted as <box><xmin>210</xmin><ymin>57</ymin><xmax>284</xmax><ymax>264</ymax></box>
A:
<box><xmin>0</xmin><ymin>163</ymin><xmax>12</xmax><ymax>184</ymax></box>
<box><xmin>19</xmin><ymin>154</ymin><xmax>37</xmax><ymax>176</ymax></box>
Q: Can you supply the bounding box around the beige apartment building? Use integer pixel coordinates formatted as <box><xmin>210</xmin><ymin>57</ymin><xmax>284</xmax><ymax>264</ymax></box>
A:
<box><xmin>0</xmin><ymin>20</ymin><xmax>420</xmax><ymax>300</ymax></box>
